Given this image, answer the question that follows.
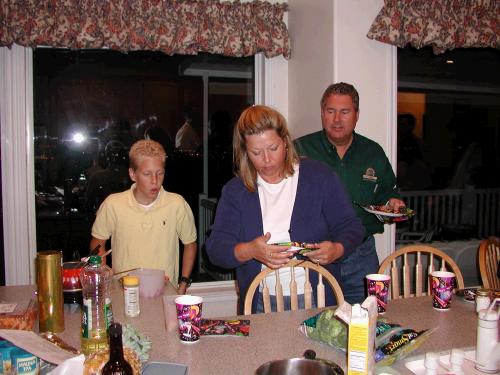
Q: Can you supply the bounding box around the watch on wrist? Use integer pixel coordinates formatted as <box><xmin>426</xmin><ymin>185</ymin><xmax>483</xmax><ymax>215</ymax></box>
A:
<box><xmin>179</xmin><ymin>276</ymin><xmax>192</xmax><ymax>287</ymax></box>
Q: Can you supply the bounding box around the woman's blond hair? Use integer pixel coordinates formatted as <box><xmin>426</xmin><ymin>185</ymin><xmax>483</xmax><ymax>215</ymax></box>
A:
<box><xmin>129</xmin><ymin>139</ymin><xmax>166</xmax><ymax>170</ymax></box>
<box><xmin>233</xmin><ymin>105</ymin><xmax>299</xmax><ymax>192</ymax></box>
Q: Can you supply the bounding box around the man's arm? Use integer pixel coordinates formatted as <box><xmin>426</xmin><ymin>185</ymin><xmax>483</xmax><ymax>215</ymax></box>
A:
<box><xmin>177</xmin><ymin>241</ymin><xmax>197</xmax><ymax>294</ymax></box>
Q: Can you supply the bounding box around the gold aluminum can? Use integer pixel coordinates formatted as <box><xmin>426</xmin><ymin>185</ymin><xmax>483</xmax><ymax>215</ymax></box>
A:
<box><xmin>36</xmin><ymin>250</ymin><xmax>65</xmax><ymax>333</ymax></box>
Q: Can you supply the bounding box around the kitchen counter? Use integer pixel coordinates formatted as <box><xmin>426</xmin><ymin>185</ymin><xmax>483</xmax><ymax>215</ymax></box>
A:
<box><xmin>0</xmin><ymin>284</ymin><xmax>478</xmax><ymax>374</ymax></box>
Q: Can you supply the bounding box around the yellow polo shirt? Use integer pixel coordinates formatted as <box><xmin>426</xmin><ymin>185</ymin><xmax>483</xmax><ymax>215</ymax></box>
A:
<box><xmin>91</xmin><ymin>184</ymin><xmax>197</xmax><ymax>283</ymax></box>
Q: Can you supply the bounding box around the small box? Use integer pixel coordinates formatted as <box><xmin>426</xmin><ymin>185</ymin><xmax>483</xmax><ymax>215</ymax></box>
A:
<box><xmin>0</xmin><ymin>298</ymin><xmax>37</xmax><ymax>331</ymax></box>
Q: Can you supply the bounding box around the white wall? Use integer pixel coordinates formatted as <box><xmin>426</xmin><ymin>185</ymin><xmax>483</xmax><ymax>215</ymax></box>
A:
<box><xmin>285</xmin><ymin>0</ymin><xmax>397</xmax><ymax>262</ymax></box>
<box><xmin>287</xmin><ymin>0</ymin><xmax>334</xmax><ymax>139</ymax></box>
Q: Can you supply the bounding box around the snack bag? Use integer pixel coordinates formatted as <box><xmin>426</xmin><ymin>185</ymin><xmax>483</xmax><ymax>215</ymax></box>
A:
<box><xmin>374</xmin><ymin>327</ymin><xmax>437</xmax><ymax>367</ymax></box>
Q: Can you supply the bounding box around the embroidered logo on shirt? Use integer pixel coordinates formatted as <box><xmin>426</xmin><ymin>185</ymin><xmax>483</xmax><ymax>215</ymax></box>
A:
<box><xmin>362</xmin><ymin>167</ymin><xmax>378</xmax><ymax>182</ymax></box>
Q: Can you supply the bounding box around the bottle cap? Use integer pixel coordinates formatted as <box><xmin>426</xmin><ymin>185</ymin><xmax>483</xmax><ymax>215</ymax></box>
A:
<box><xmin>123</xmin><ymin>276</ymin><xmax>140</xmax><ymax>286</ymax></box>
<box><xmin>88</xmin><ymin>255</ymin><xmax>102</xmax><ymax>265</ymax></box>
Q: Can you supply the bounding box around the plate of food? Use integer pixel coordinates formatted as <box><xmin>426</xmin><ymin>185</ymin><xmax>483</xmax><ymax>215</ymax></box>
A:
<box><xmin>358</xmin><ymin>204</ymin><xmax>414</xmax><ymax>223</ymax></box>
<box><xmin>273</xmin><ymin>242</ymin><xmax>319</xmax><ymax>254</ymax></box>
<box><xmin>455</xmin><ymin>287</ymin><xmax>477</xmax><ymax>303</ymax></box>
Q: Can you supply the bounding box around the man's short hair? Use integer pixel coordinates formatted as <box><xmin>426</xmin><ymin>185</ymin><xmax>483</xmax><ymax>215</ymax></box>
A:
<box><xmin>129</xmin><ymin>139</ymin><xmax>166</xmax><ymax>170</ymax></box>
<box><xmin>320</xmin><ymin>82</ymin><xmax>360</xmax><ymax>111</ymax></box>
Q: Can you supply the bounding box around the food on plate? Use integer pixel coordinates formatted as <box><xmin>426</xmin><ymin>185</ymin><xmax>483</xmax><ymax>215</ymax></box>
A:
<box><xmin>369</xmin><ymin>205</ymin><xmax>412</xmax><ymax>215</ymax></box>
<box><xmin>274</xmin><ymin>242</ymin><xmax>319</xmax><ymax>254</ymax></box>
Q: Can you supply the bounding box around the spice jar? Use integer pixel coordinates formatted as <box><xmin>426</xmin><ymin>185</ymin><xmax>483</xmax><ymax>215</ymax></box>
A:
<box><xmin>123</xmin><ymin>276</ymin><xmax>140</xmax><ymax>317</ymax></box>
<box><xmin>475</xmin><ymin>288</ymin><xmax>491</xmax><ymax>313</ymax></box>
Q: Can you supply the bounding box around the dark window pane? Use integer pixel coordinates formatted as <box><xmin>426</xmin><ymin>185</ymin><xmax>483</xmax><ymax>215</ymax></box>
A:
<box><xmin>34</xmin><ymin>49</ymin><xmax>254</xmax><ymax>282</ymax></box>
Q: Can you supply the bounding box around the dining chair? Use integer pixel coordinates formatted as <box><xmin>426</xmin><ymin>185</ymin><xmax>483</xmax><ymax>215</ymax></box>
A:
<box><xmin>378</xmin><ymin>245</ymin><xmax>465</xmax><ymax>300</ymax></box>
<box><xmin>243</xmin><ymin>259</ymin><xmax>344</xmax><ymax>315</ymax></box>
<box><xmin>478</xmin><ymin>237</ymin><xmax>500</xmax><ymax>290</ymax></box>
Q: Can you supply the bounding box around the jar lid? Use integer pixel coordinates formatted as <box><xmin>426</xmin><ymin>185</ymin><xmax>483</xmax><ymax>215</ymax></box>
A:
<box><xmin>123</xmin><ymin>276</ymin><xmax>139</xmax><ymax>286</ymax></box>
<box><xmin>476</xmin><ymin>288</ymin><xmax>490</xmax><ymax>296</ymax></box>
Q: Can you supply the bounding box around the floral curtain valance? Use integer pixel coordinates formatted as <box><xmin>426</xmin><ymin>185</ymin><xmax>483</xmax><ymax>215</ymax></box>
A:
<box><xmin>367</xmin><ymin>0</ymin><xmax>500</xmax><ymax>54</ymax></box>
<box><xmin>0</xmin><ymin>0</ymin><xmax>290</xmax><ymax>59</ymax></box>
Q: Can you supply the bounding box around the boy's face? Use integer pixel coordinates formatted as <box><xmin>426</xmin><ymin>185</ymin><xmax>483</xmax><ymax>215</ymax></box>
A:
<box><xmin>129</xmin><ymin>156</ymin><xmax>165</xmax><ymax>205</ymax></box>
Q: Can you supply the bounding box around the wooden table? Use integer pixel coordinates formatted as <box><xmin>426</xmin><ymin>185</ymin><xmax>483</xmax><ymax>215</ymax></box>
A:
<box><xmin>0</xmin><ymin>284</ymin><xmax>478</xmax><ymax>375</ymax></box>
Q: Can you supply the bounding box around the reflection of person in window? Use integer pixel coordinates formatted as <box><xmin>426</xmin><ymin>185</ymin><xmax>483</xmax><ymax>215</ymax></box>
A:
<box><xmin>397</xmin><ymin>113</ymin><xmax>432</xmax><ymax>191</ymax></box>
<box><xmin>175</xmin><ymin>110</ymin><xmax>201</xmax><ymax>151</ymax></box>
<box><xmin>145</xmin><ymin>125</ymin><xmax>175</xmax><ymax>190</ymax></box>
<box><xmin>86</xmin><ymin>140</ymin><xmax>130</xmax><ymax>214</ymax></box>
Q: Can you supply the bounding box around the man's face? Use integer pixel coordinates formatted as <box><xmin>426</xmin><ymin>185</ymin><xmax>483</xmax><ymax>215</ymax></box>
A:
<box><xmin>129</xmin><ymin>156</ymin><xmax>165</xmax><ymax>205</ymax></box>
<box><xmin>321</xmin><ymin>94</ymin><xmax>359</xmax><ymax>147</ymax></box>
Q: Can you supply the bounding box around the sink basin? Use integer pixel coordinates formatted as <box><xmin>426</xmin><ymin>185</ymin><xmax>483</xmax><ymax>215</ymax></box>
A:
<box><xmin>405</xmin><ymin>348</ymin><xmax>478</xmax><ymax>375</ymax></box>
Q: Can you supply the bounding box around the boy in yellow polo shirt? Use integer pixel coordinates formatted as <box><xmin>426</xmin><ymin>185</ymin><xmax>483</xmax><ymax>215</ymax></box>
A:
<box><xmin>90</xmin><ymin>139</ymin><xmax>197</xmax><ymax>294</ymax></box>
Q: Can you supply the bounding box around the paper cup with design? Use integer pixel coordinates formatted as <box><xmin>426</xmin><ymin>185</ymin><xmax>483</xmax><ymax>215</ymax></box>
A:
<box><xmin>175</xmin><ymin>295</ymin><xmax>203</xmax><ymax>343</ymax></box>
<box><xmin>366</xmin><ymin>274</ymin><xmax>391</xmax><ymax>314</ymax></box>
<box><xmin>429</xmin><ymin>271</ymin><xmax>455</xmax><ymax>310</ymax></box>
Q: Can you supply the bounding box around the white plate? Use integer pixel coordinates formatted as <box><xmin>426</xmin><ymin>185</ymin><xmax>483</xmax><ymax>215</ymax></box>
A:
<box><xmin>362</xmin><ymin>206</ymin><xmax>406</xmax><ymax>218</ymax></box>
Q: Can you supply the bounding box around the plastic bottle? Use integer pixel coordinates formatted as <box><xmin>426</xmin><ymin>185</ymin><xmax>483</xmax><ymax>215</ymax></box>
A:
<box><xmin>475</xmin><ymin>307</ymin><xmax>499</xmax><ymax>373</ymax></box>
<box><xmin>123</xmin><ymin>276</ymin><xmax>140</xmax><ymax>317</ymax></box>
<box><xmin>79</xmin><ymin>255</ymin><xmax>113</xmax><ymax>356</ymax></box>
<box><xmin>101</xmin><ymin>322</ymin><xmax>133</xmax><ymax>375</ymax></box>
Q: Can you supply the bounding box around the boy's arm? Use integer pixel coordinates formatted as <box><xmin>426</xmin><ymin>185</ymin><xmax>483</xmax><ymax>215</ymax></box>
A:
<box><xmin>89</xmin><ymin>237</ymin><xmax>108</xmax><ymax>262</ymax></box>
<box><xmin>177</xmin><ymin>241</ymin><xmax>197</xmax><ymax>295</ymax></box>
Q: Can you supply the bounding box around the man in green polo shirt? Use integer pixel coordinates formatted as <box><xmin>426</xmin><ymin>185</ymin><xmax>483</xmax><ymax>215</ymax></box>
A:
<box><xmin>295</xmin><ymin>82</ymin><xmax>405</xmax><ymax>304</ymax></box>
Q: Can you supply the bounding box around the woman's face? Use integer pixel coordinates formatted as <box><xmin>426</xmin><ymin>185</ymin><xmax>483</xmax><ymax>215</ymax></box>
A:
<box><xmin>245</xmin><ymin>129</ymin><xmax>287</xmax><ymax>184</ymax></box>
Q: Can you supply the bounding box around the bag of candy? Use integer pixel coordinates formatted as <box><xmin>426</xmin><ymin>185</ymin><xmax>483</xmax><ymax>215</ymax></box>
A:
<box><xmin>375</xmin><ymin>327</ymin><xmax>437</xmax><ymax>367</ymax></box>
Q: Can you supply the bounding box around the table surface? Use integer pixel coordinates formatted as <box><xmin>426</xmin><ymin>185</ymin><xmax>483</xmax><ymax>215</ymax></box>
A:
<box><xmin>0</xmin><ymin>283</ymin><xmax>479</xmax><ymax>375</ymax></box>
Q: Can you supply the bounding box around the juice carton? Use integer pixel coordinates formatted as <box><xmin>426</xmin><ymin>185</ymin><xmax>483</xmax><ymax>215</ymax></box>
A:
<box><xmin>335</xmin><ymin>296</ymin><xmax>378</xmax><ymax>375</ymax></box>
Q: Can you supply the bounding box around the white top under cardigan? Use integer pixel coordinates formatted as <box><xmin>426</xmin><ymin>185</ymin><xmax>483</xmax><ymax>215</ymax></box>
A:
<box><xmin>257</xmin><ymin>164</ymin><xmax>305</xmax><ymax>295</ymax></box>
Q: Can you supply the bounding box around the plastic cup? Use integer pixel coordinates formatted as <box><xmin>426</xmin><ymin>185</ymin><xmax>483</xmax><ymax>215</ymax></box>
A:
<box><xmin>163</xmin><ymin>294</ymin><xmax>181</xmax><ymax>332</ymax></box>
<box><xmin>366</xmin><ymin>274</ymin><xmax>391</xmax><ymax>314</ymax></box>
<box><xmin>175</xmin><ymin>295</ymin><xmax>203</xmax><ymax>343</ymax></box>
<box><xmin>429</xmin><ymin>271</ymin><xmax>455</xmax><ymax>311</ymax></box>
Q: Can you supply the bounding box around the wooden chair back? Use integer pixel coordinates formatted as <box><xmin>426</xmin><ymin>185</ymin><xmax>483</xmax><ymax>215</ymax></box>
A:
<box><xmin>378</xmin><ymin>245</ymin><xmax>465</xmax><ymax>300</ymax></box>
<box><xmin>243</xmin><ymin>259</ymin><xmax>344</xmax><ymax>315</ymax></box>
<box><xmin>478</xmin><ymin>237</ymin><xmax>500</xmax><ymax>290</ymax></box>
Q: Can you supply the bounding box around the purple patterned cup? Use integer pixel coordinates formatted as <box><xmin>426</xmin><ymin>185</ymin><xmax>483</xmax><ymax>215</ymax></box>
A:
<box><xmin>366</xmin><ymin>274</ymin><xmax>391</xmax><ymax>314</ymax></box>
<box><xmin>175</xmin><ymin>295</ymin><xmax>203</xmax><ymax>342</ymax></box>
<box><xmin>429</xmin><ymin>271</ymin><xmax>455</xmax><ymax>310</ymax></box>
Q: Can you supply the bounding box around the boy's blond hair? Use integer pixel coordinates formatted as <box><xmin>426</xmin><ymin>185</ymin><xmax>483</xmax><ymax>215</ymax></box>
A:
<box><xmin>129</xmin><ymin>139</ymin><xmax>166</xmax><ymax>170</ymax></box>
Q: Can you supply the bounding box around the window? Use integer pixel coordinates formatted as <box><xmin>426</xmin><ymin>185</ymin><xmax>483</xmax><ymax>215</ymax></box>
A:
<box><xmin>396</xmin><ymin>47</ymin><xmax>500</xmax><ymax>276</ymax></box>
<box><xmin>34</xmin><ymin>49</ymin><xmax>254</xmax><ymax>281</ymax></box>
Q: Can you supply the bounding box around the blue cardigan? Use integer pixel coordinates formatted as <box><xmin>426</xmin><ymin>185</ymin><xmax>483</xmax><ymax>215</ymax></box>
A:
<box><xmin>206</xmin><ymin>158</ymin><xmax>365</xmax><ymax>313</ymax></box>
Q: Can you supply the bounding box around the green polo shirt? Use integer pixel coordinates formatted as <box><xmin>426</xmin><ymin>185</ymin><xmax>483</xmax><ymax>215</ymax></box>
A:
<box><xmin>295</xmin><ymin>130</ymin><xmax>401</xmax><ymax>236</ymax></box>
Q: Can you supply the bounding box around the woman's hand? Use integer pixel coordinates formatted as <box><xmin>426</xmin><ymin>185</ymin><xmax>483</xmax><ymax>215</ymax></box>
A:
<box><xmin>235</xmin><ymin>232</ymin><xmax>291</xmax><ymax>269</ymax></box>
<box><xmin>304</xmin><ymin>241</ymin><xmax>344</xmax><ymax>266</ymax></box>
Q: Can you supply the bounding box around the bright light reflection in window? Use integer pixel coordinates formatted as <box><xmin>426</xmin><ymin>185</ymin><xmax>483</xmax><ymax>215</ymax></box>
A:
<box><xmin>72</xmin><ymin>132</ymin><xmax>85</xmax><ymax>144</ymax></box>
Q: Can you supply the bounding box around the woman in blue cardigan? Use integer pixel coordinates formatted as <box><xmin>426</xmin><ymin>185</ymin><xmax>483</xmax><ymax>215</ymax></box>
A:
<box><xmin>206</xmin><ymin>105</ymin><xmax>365</xmax><ymax>313</ymax></box>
